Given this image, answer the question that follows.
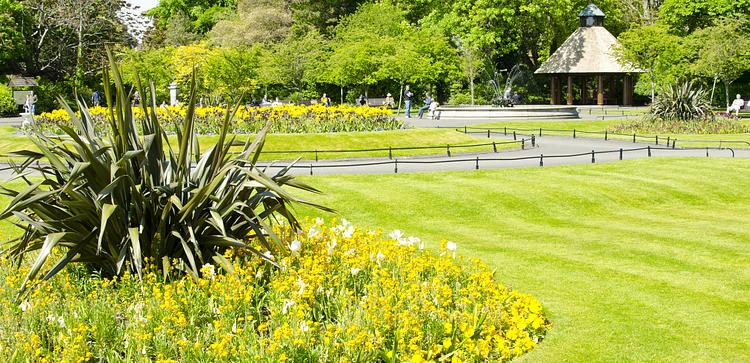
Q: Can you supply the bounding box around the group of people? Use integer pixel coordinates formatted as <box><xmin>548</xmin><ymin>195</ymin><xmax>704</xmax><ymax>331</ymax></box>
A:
<box><xmin>403</xmin><ymin>85</ymin><xmax>439</xmax><ymax>119</ymax></box>
<box><xmin>23</xmin><ymin>93</ymin><xmax>37</xmax><ymax>114</ymax></box>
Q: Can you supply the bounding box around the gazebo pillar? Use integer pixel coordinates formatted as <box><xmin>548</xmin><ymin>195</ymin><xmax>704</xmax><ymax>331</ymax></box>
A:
<box><xmin>567</xmin><ymin>76</ymin><xmax>574</xmax><ymax>105</ymax></box>
<box><xmin>551</xmin><ymin>76</ymin><xmax>561</xmax><ymax>105</ymax></box>
<box><xmin>622</xmin><ymin>75</ymin><xmax>633</xmax><ymax>106</ymax></box>
<box><xmin>580</xmin><ymin>77</ymin><xmax>587</xmax><ymax>104</ymax></box>
<box><xmin>597</xmin><ymin>74</ymin><xmax>604</xmax><ymax>106</ymax></box>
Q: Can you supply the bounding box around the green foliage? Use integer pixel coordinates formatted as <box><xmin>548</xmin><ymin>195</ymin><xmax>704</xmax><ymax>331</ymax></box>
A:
<box><xmin>0</xmin><ymin>52</ymin><xmax>329</xmax><ymax>297</ymax></box>
<box><xmin>118</xmin><ymin>46</ymin><xmax>176</xmax><ymax>102</ymax></box>
<box><xmin>0</xmin><ymin>84</ymin><xmax>16</xmax><ymax>116</ymax></box>
<box><xmin>689</xmin><ymin>17</ymin><xmax>750</xmax><ymax>106</ymax></box>
<box><xmin>650</xmin><ymin>81</ymin><xmax>713</xmax><ymax>121</ymax></box>
<box><xmin>610</xmin><ymin>116</ymin><xmax>749</xmax><ymax>135</ymax></box>
<box><xmin>658</xmin><ymin>0</ymin><xmax>750</xmax><ymax>33</ymax></box>
<box><xmin>207</xmin><ymin>0</ymin><xmax>293</xmax><ymax>47</ymax></box>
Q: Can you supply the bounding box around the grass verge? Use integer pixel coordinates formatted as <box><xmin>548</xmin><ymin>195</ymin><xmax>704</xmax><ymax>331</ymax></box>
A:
<box><xmin>0</xmin><ymin>127</ymin><xmax>518</xmax><ymax>162</ymax></box>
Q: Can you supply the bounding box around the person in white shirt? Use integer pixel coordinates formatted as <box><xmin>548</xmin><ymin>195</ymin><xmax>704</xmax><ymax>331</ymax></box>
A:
<box><xmin>727</xmin><ymin>94</ymin><xmax>745</xmax><ymax>116</ymax></box>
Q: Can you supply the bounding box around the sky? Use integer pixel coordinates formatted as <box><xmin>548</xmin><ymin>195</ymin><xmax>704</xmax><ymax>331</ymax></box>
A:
<box><xmin>129</xmin><ymin>0</ymin><xmax>159</xmax><ymax>12</ymax></box>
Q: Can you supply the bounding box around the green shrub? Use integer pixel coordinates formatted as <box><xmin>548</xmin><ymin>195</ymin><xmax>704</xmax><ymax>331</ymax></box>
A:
<box><xmin>651</xmin><ymin>81</ymin><xmax>713</xmax><ymax>121</ymax></box>
<box><xmin>0</xmin><ymin>84</ymin><xmax>17</xmax><ymax>116</ymax></box>
<box><xmin>0</xmin><ymin>51</ymin><xmax>330</xmax><ymax>296</ymax></box>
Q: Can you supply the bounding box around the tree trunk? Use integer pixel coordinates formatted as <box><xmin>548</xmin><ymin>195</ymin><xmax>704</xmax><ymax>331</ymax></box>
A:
<box><xmin>75</xmin><ymin>12</ymin><xmax>84</xmax><ymax>93</ymax></box>
<box><xmin>724</xmin><ymin>81</ymin><xmax>730</xmax><ymax>108</ymax></box>
<box><xmin>397</xmin><ymin>83</ymin><xmax>404</xmax><ymax>115</ymax></box>
<box><xmin>470</xmin><ymin>78</ymin><xmax>475</xmax><ymax>105</ymax></box>
<box><xmin>340</xmin><ymin>86</ymin><xmax>344</xmax><ymax>105</ymax></box>
<box><xmin>710</xmin><ymin>76</ymin><xmax>717</xmax><ymax>106</ymax></box>
<box><xmin>650</xmin><ymin>71</ymin><xmax>655</xmax><ymax>104</ymax></box>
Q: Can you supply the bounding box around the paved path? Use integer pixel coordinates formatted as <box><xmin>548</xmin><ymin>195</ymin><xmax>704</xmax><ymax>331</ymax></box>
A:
<box><xmin>254</xmin><ymin>134</ymin><xmax>747</xmax><ymax>176</ymax></box>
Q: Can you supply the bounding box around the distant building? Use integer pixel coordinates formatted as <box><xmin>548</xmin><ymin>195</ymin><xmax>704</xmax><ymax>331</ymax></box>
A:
<box><xmin>535</xmin><ymin>3</ymin><xmax>644</xmax><ymax>106</ymax></box>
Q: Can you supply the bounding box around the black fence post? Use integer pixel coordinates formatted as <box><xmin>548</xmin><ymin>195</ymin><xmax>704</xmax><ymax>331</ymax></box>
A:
<box><xmin>655</xmin><ymin>135</ymin><xmax>659</xmax><ymax>145</ymax></box>
<box><xmin>464</xmin><ymin>126</ymin><xmax>467</xmax><ymax>134</ymax></box>
<box><xmin>573</xmin><ymin>129</ymin><xmax>577</xmax><ymax>138</ymax></box>
<box><xmin>447</xmin><ymin>145</ymin><xmax>451</xmax><ymax>157</ymax></box>
<box><xmin>493</xmin><ymin>142</ymin><xmax>497</xmax><ymax>152</ymax></box>
<box><xmin>605</xmin><ymin>130</ymin><xmax>608</xmax><ymax>141</ymax></box>
<box><xmin>672</xmin><ymin>139</ymin><xmax>676</xmax><ymax>149</ymax></box>
<box><xmin>487</xmin><ymin>129</ymin><xmax>491</xmax><ymax>138</ymax></box>
<box><xmin>591</xmin><ymin>150</ymin><xmax>595</xmax><ymax>163</ymax></box>
<box><xmin>395</xmin><ymin>159</ymin><xmax>398</xmax><ymax>173</ymax></box>
<box><xmin>539</xmin><ymin>154</ymin><xmax>544</xmax><ymax>167</ymax></box>
<box><xmin>539</xmin><ymin>128</ymin><xmax>542</xmax><ymax>137</ymax></box>
<box><xmin>389</xmin><ymin>147</ymin><xmax>393</xmax><ymax>160</ymax></box>
<box><xmin>633</xmin><ymin>133</ymin><xmax>636</xmax><ymax>143</ymax></box>
<box><xmin>504</xmin><ymin>127</ymin><xmax>507</xmax><ymax>136</ymax></box>
<box><xmin>315</xmin><ymin>150</ymin><xmax>319</xmax><ymax>162</ymax></box>
<box><xmin>619</xmin><ymin>148</ymin><xmax>623</xmax><ymax>160</ymax></box>
<box><xmin>475</xmin><ymin>157</ymin><xmax>479</xmax><ymax>170</ymax></box>
<box><xmin>522</xmin><ymin>139</ymin><xmax>525</xmax><ymax>150</ymax></box>
<box><xmin>667</xmin><ymin>136</ymin><xmax>670</xmax><ymax>146</ymax></box>
<box><xmin>706</xmin><ymin>147</ymin><xmax>709</xmax><ymax>157</ymax></box>
<box><xmin>648</xmin><ymin>145</ymin><xmax>651</xmax><ymax>157</ymax></box>
<box><xmin>531</xmin><ymin>135</ymin><xmax>536</xmax><ymax>147</ymax></box>
<box><xmin>310</xmin><ymin>164</ymin><xmax>313</xmax><ymax>175</ymax></box>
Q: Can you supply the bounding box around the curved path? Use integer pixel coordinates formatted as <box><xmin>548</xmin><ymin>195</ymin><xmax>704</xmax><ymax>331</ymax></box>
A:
<box><xmin>256</xmin><ymin>134</ymin><xmax>747</xmax><ymax>176</ymax></box>
<box><xmin>1</xmin><ymin>114</ymin><xmax>747</xmax><ymax>179</ymax></box>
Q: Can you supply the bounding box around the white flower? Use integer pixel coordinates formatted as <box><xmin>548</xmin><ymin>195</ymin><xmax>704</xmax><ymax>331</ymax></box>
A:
<box><xmin>289</xmin><ymin>239</ymin><xmax>302</xmax><ymax>253</ymax></box>
<box><xmin>297</xmin><ymin>276</ymin><xmax>307</xmax><ymax>296</ymax></box>
<box><xmin>201</xmin><ymin>263</ymin><xmax>216</xmax><ymax>280</ymax></box>
<box><xmin>282</xmin><ymin>299</ymin><xmax>295</xmax><ymax>314</ymax></box>
<box><xmin>57</xmin><ymin>316</ymin><xmax>66</xmax><ymax>328</ymax></box>
<box><xmin>327</xmin><ymin>238</ymin><xmax>338</xmax><ymax>255</ymax></box>
<box><xmin>376</xmin><ymin>251</ymin><xmax>385</xmax><ymax>263</ymax></box>
<box><xmin>315</xmin><ymin>217</ymin><xmax>324</xmax><ymax>225</ymax></box>
<box><xmin>446</xmin><ymin>241</ymin><xmax>457</xmax><ymax>251</ymax></box>
<box><xmin>307</xmin><ymin>226</ymin><xmax>320</xmax><ymax>239</ymax></box>
<box><xmin>343</xmin><ymin>225</ymin><xmax>355</xmax><ymax>239</ymax></box>
<box><xmin>446</xmin><ymin>241</ymin><xmax>457</xmax><ymax>258</ymax></box>
<box><xmin>350</xmin><ymin>267</ymin><xmax>362</xmax><ymax>276</ymax></box>
<box><xmin>299</xmin><ymin>321</ymin><xmax>310</xmax><ymax>332</ymax></box>
<box><xmin>389</xmin><ymin>229</ymin><xmax>403</xmax><ymax>241</ymax></box>
<box><xmin>18</xmin><ymin>301</ymin><xmax>31</xmax><ymax>312</ymax></box>
<box><xmin>262</xmin><ymin>251</ymin><xmax>274</xmax><ymax>260</ymax></box>
<box><xmin>408</xmin><ymin>237</ymin><xmax>422</xmax><ymax>249</ymax></box>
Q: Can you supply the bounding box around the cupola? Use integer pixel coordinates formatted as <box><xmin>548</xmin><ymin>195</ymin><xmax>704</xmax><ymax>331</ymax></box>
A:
<box><xmin>579</xmin><ymin>3</ymin><xmax>605</xmax><ymax>27</ymax></box>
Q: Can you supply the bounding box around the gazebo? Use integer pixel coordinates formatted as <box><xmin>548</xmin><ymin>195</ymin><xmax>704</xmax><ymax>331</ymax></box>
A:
<box><xmin>535</xmin><ymin>3</ymin><xmax>643</xmax><ymax>106</ymax></box>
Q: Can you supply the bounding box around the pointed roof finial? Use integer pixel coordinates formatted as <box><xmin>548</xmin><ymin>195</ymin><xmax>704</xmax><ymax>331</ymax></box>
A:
<box><xmin>579</xmin><ymin>3</ymin><xmax>605</xmax><ymax>18</ymax></box>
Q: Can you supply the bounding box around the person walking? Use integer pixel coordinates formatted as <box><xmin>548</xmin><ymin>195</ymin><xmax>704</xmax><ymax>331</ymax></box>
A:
<box><xmin>403</xmin><ymin>85</ymin><xmax>414</xmax><ymax>118</ymax></box>
<box><xmin>417</xmin><ymin>92</ymin><xmax>432</xmax><ymax>119</ymax></box>
<box><xmin>92</xmin><ymin>90</ymin><xmax>101</xmax><ymax>107</ymax></box>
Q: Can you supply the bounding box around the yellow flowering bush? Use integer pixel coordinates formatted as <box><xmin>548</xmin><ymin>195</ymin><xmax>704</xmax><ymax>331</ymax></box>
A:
<box><xmin>34</xmin><ymin>104</ymin><xmax>404</xmax><ymax>135</ymax></box>
<box><xmin>0</xmin><ymin>219</ymin><xmax>550</xmax><ymax>362</ymax></box>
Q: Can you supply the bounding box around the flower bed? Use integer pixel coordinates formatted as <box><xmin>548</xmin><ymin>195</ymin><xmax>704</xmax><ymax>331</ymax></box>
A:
<box><xmin>35</xmin><ymin>104</ymin><xmax>405</xmax><ymax>135</ymax></box>
<box><xmin>610</xmin><ymin>117</ymin><xmax>749</xmax><ymax>135</ymax></box>
<box><xmin>0</xmin><ymin>220</ymin><xmax>550</xmax><ymax>362</ymax></box>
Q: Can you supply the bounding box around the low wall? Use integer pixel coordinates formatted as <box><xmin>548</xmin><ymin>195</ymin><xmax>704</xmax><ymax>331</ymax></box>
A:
<box><xmin>435</xmin><ymin>105</ymin><xmax>579</xmax><ymax>120</ymax></box>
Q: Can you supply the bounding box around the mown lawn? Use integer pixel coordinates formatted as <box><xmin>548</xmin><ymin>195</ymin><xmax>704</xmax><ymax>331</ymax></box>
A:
<box><xmin>295</xmin><ymin>158</ymin><xmax>750</xmax><ymax>362</ymax></box>
<box><xmin>0</xmin><ymin>126</ymin><xmax>516</xmax><ymax>161</ymax></box>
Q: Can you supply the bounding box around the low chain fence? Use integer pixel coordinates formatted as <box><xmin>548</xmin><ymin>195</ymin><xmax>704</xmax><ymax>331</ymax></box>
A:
<box><xmin>238</xmin><ymin>138</ymin><xmax>533</xmax><ymax>161</ymax></box>
<box><xmin>258</xmin><ymin>145</ymin><xmax>738</xmax><ymax>175</ymax></box>
<box><xmin>452</xmin><ymin>126</ymin><xmax>750</xmax><ymax>149</ymax></box>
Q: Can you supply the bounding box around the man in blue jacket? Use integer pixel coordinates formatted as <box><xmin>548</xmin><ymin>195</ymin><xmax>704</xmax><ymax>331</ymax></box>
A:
<box><xmin>418</xmin><ymin>92</ymin><xmax>432</xmax><ymax>119</ymax></box>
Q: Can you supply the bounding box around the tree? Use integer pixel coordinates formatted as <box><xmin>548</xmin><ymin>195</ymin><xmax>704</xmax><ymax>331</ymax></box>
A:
<box><xmin>690</xmin><ymin>17</ymin><xmax>750</xmax><ymax>106</ymax></box>
<box><xmin>0</xmin><ymin>0</ymin><xmax>26</xmax><ymax>74</ymax></box>
<box><xmin>208</xmin><ymin>0</ymin><xmax>293</xmax><ymax>47</ymax></box>
<box><xmin>263</xmin><ymin>29</ymin><xmax>327</xmax><ymax>96</ymax></box>
<box><xmin>204</xmin><ymin>46</ymin><xmax>263</xmax><ymax>102</ymax></box>
<box><xmin>118</xmin><ymin>46</ymin><xmax>176</xmax><ymax>102</ymax></box>
<box><xmin>658</xmin><ymin>0</ymin><xmax>750</xmax><ymax>34</ymax></box>
<box><xmin>615</xmin><ymin>24</ymin><xmax>683</xmax><ymax>103</ymax></box>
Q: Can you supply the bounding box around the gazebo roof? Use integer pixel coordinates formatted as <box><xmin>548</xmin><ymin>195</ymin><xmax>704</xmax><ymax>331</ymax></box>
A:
<box><xmin>7</xmin><ymin>76</ymin><xmax>38</xmax><ymax>87</ymax></box>
<box><xmin>534</xmin><ymin>26</ymin><xmax>643</xmax><ymax>74</ymax></box>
